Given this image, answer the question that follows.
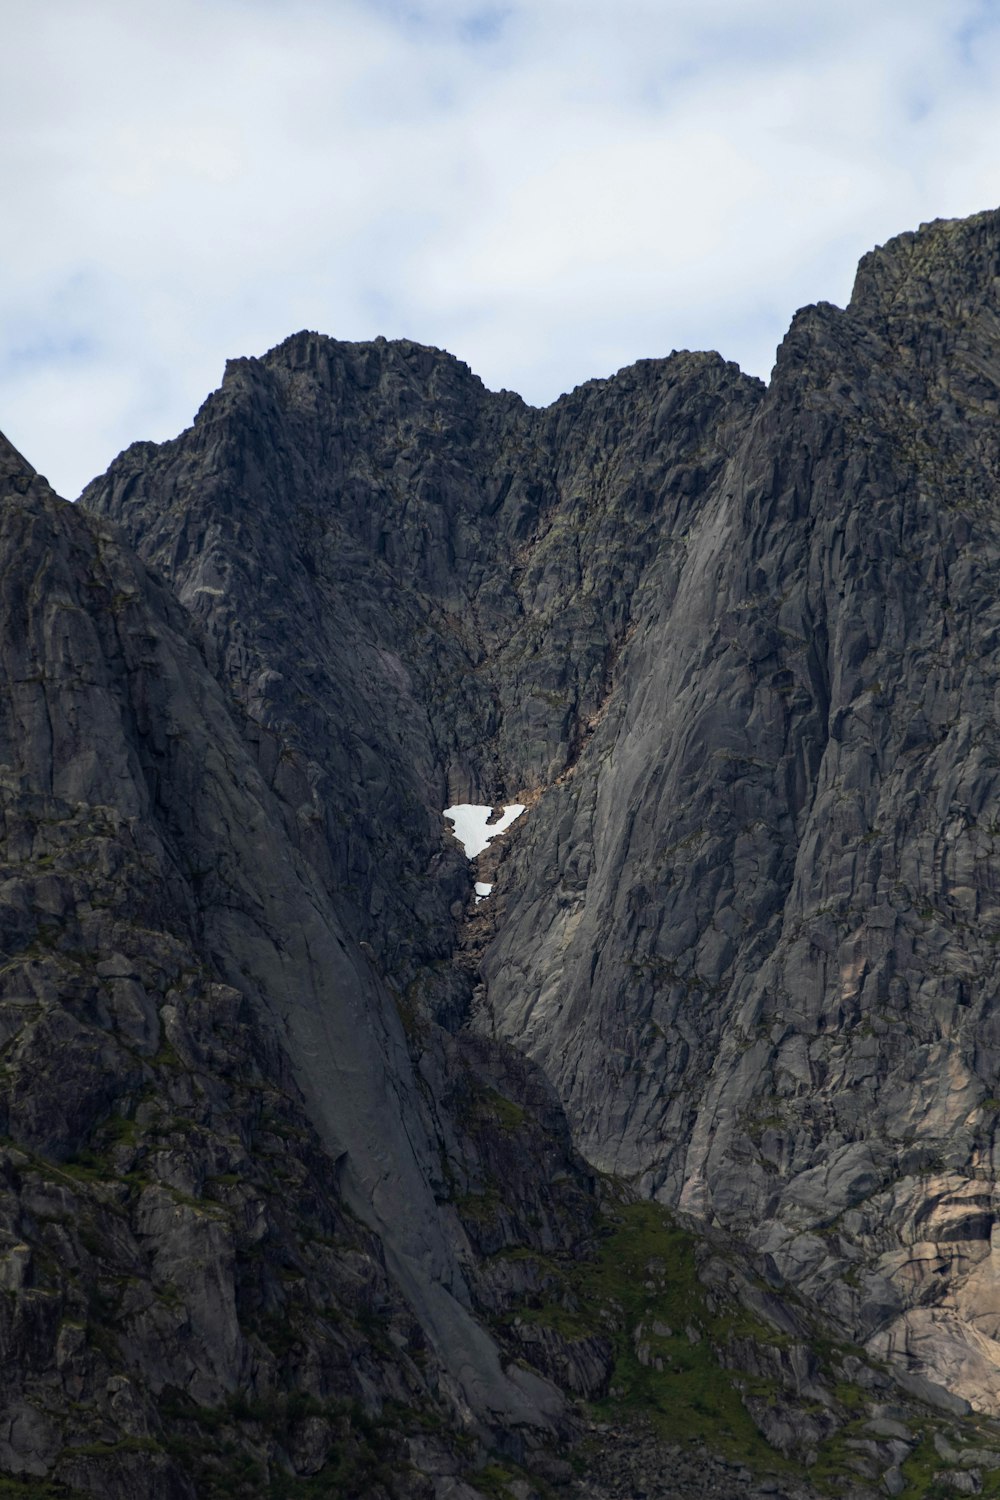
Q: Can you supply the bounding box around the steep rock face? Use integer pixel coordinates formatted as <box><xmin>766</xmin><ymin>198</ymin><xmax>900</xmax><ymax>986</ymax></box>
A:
<box><xmin>0</xmin><ymin>434</ymin><xmax>606</xmax><ymax>1495</ymax></box>
<box><xmin>78</xmin><ymin>206</ymin><xmax>1000</xmax><ymax>1427</ymax></box>
<box><xmin>485</xmin><ymin>209</ymin><xmax>1000</xmax><ymax>1411</ymax></box>
<box><xmin>83</xmin><ymin>337</ymin><xmax>757</xmax><ymax>1001</ymax></box>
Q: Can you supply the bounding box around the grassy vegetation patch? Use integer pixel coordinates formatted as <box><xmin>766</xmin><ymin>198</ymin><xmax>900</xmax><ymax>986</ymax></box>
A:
<box><xmin>515</xmin><ymin>1199</ymin><xmax>794</xmax><ymax>1474</ymax></box>
<box><xmin>504</xmin><ymin>1198</ymin><xmax>1000</xmax><ymax>1494</ymax></box>
<box><xmin>480</xmin><ymin>1088</ymin><xmax>527</xmax><ymax>1132</ymax></box>
<box><xmin>455</xmin><ymin>1190</ymin><xmax>502</xmax><ymax>1224</ymax></box>
<box><xmin>467</xmin><ymin>1458</ymin><xmax>541</xmax><ymax>1499</ymax></box>
<box><xmin>587</xmin><ymin>1206</ymin><xmax>789</xmax><ymax>1468</ymax></box>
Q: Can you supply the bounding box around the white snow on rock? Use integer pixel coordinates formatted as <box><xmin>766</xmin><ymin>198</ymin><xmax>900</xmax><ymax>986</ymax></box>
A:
<box><xmin>443</xmin><ymin>803</ymin><xmax>526</xmax><ymax>859</ymax></box>
<box><xmin>474</xmin><ymin>882</ymin><xmax>493</xmax><ymax>904</ymax></box>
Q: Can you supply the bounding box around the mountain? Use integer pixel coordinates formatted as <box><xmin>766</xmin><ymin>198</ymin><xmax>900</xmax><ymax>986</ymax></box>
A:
<box><xmin>4</xmin><ymin>208</ymin><xmax>1000</xmax><ymax>1498</ymax></box>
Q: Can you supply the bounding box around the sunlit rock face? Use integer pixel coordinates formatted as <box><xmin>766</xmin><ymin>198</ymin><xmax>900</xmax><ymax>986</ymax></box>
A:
<box><xmin>75</xmin><ymin>205</ymin><xmax>1000</xmax><ymax>1425</ymax></box>
<box><xmin>479</xmin><ymin>210</ymin><xmax>1000</xmax><ymax>1414</ymax></box>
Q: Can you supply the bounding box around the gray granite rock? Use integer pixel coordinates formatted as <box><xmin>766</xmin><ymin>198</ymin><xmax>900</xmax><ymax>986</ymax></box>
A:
<box><xmin>0</xmin><ymin>434</ymin><xmax>585</xmax><ymax>1494</ymax></box>
<box><xmin>5</xmin><ymin>204</ymin><xmax>1000</xmax><ymax>1492</ymax></box>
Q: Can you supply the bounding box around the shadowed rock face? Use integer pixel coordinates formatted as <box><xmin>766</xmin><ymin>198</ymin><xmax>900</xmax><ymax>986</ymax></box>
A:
<box><xmin>0</xmin><ymin>431</ymin><xmax>610</xmax><ymax>1497</ymax></box>
<box><xmin>82</xmin><ymin>333</ymin><xmax>757</xmax><ymax>991</ymax></box>
<box><xmin>0</xmin><ymin>202</ymin><xmax>983</xmax><ymax>1500</ymax></box>
<box><xmin>80</xmin><ymin>208</ymin><xmax>1000</xmax><ymax>1423</ymax></box>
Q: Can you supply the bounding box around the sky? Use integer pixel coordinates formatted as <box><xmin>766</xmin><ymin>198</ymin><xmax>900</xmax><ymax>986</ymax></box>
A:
<box><xmin>5</xmin><ymin>0</ymin><xmax>1000</xmax><ymax>499</ymax></box>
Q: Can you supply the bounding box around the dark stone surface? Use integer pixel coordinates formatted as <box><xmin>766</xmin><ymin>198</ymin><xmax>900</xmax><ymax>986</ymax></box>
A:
<box><xmin>0</xmin><ymin>433</ymin><xmax>594</xmax><ymax>1495</ymax></box>
<box><xmin>6</xmin><ymin>206</ymin><xmax>1000</xmax><ymax>1492</ymax></box>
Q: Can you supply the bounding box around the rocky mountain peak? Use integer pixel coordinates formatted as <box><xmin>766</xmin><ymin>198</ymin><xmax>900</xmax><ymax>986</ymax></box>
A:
<box><xmin>0</xmin><ymin>430</ymin><xmax>44</xmax><ymax>495</ymax></box>
<box><xmin>849</xmin><ymin>207</ymin><xmax>1000</xmax><ymax>325</ymax></box>
<box><xmin>7</xmin><ymin>207</ymin><xmax>1000</xmax><ymax>1496</ymax></box>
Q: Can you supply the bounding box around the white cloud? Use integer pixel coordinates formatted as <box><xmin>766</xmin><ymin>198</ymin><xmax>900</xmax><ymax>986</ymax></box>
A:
<box><xmin>2</xmin><ymin>0</ymin><xmax>1000</xmax><ymax>497</ymax></box>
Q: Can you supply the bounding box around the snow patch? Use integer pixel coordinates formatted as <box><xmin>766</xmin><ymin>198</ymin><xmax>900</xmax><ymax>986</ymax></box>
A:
<box><xmin>444</xmin><ymin>804</ymin><xmax>527</xmax><ymax>904</ymax></box>
<box><xmin>443</xmin><ymin>803</ymin><xmax>526</xmax><ymax>859</ymax></box>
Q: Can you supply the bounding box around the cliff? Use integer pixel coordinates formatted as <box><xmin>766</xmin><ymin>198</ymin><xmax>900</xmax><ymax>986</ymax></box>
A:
<box><xmin>4</xmin><ymin>208</ymin><xmax>1000</xmax><ymax>1497</ymax></box>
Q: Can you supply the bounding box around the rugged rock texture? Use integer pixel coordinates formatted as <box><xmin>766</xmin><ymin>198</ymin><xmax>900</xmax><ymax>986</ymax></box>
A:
<box><xmin>6</xmin><ymin>203</ymin><xmax>1000</xmax><ymax>1494</ymax></box>
<box><xmin>0</xmin><ymin>433</ymin><xmax>608</xmax><ymax>1496</ymax></box>
<box><xmin>86</xmin><ymin>212</ymin><xmax>1000</xmax><ymax>1422</ymax></box>
<box><xmin>482</xmin><ymin>209</ymin><xmax>1000</xmax><ymax>1419</ymax></box>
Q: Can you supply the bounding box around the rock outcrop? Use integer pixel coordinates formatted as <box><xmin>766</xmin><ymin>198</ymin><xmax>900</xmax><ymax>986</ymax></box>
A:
<box><xmin>481</xmin><ymin>208</ymin><xmax>1000</xmax><ymax>1416</ymax></box>
<box><xmin>6</xmin><ymin>206</ymin><xmax>1000</xmax><ymax>1494</ymax></box>
<box><xmin>85</xmin><ymin>210</ymin><xmax>1000</xmax><ymax>1423</ymax></box>
<box><xmin>0</xmin><ymin>432</ymin><xmax>601</xmax><ymax>1496</ymax></box>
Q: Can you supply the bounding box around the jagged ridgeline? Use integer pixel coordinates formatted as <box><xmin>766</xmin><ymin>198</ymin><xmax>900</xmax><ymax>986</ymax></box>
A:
<box><xmin>3</xmin><ymin>209</ymin><xmax>1000</xmax><ymax>1499</ymax></box>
